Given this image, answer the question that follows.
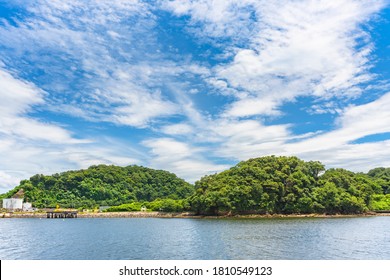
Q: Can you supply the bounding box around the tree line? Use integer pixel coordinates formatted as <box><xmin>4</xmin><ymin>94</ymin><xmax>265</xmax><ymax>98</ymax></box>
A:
<box><xmin>1</xmin><ymin>156</ymin><xmax>389</xmax><ymax>214</ymax></box>
<box><xmin>0</xmin><ymin>165</ymin><xmax>193</xmax><ymax>209</ymax></box>
<box><xmin>189</xmin><ymin>156</ymin><xmax>390</xmax><ymax>215</ymax></box>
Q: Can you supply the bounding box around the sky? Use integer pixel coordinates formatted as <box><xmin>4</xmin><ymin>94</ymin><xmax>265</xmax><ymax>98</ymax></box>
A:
<box><xmin>0</xmin><ymin>0</ymin><xmax>390</xmax><ymax>192</ymax></box>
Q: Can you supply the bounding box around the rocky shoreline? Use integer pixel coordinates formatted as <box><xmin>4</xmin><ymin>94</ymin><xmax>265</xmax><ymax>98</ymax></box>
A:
<box><xmin>2</xmin><ymin>211</ymin><xmax>390</xmax><ymax>219</ymax></box>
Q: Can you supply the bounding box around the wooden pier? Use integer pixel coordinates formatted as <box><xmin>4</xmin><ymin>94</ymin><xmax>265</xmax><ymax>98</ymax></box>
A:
<box><xmin>47</xmin><ymin>211</ymin><xmax>78</xmax><ymax>218</ymax></box>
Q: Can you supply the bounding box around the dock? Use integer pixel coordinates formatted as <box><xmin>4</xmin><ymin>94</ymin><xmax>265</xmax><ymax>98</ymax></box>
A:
<box><xmin>47</xmin><ymin>211</ymin><xmax>78</xmax><ymax>218</ymax></box>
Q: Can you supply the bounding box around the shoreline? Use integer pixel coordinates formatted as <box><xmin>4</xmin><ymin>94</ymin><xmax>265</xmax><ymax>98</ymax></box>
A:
<box><xmin>2</xmin><ymin>211</ymin><xmax>390</xmax><ymax>219</ymax></box>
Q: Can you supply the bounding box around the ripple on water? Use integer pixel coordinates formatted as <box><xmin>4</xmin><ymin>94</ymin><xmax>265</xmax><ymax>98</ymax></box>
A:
<box><xmin>0</xmin><ymin>216</ymin><xmax>389</xmax><ymax>259</ymax></box>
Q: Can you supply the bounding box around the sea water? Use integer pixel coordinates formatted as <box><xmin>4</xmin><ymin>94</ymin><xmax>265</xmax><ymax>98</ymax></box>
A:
<box><xmin>0</xmin><ymin>216</ymin><xmax>389</xmax><ymax>259</ymax></box>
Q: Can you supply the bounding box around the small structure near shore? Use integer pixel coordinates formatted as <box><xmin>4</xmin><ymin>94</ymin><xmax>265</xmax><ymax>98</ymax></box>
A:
<box><xmin>23</xmin><ymin>202</ymin><xmax>33</xmax><ymax>211</ymax></box>
<box><xmin>99</xmin><ymin>206</ymin><xmax>110</xmax><ymax>212</ymax></box>
<box><xmin>46</xmin><ymin>211</ymin><xmax>78</xmax><ymax>218</ymax></box>
<box><xmin>2</xmin><ymin>189</ymin><xmax>35</xmax><ymax>211</ymax></box>
<box><xmin>3</xmin><ymin>198</ymin><xmax>23</xmax><ymax>210</ymax></box>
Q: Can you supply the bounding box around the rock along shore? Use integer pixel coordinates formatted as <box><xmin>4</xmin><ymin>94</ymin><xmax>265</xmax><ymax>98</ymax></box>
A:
<box><xmin>2</xmin><ymin>211</ymin><xmax>389</xmax><ymax>219</ymax></box>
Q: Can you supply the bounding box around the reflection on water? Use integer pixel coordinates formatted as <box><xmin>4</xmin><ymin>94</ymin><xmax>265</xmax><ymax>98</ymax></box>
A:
<box><xmin>0</xmin><ymin>217</ymin><xmax>389</xmax><ymax>259</ymax></box>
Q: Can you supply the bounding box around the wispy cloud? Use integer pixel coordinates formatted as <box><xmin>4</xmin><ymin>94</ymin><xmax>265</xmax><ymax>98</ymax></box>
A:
<box><xmin>157</xmin><ymin>0</ymin><xmax>390</xmax><ymax>172</ymax></box>
<box><xmin>142</xmin><ymin>138</ymin><xmax>229</xmax><ymax>182</ymax></box>
<box><xmin>0</xmin><ymin>66</ymin><xmax>141</xmax><ymax>189</ymax></box>
<box><xmin>210</xmin><ymin>119</ymin><xmax>290</xmax><ymax>160</ymax></box>
<box><xmin>0</xmin><ymin>0</ymin><xmax>211</xmax><ymax>128</ymax></box>
<box><xmin>164</xmin><ymin>0</ymin><xmax>386</xmax><ymax>117</ymax></box>
<box><xmin>0</xmin><ymin>0</ymin><xmax>389</xmax><ymax>192</ymax></box>
<box><xmin>160</xmin><ymin>123</ymin><xmax>194</xmax><ymax>136</ymax></box>
<box><xmin>0</xmin><ymin>67</ymin><xmax>79</xmax><ymax>143</ymax></box>
<box><xmin>286</xmin><ymin>92</ymin><xmax>390</xmax><ymax>155</ymax></box>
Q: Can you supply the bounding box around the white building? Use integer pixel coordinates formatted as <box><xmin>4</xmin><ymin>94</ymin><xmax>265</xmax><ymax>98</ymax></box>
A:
<box><xmin>2</xmin><ymin>198</ymin><xmax>23</xmax><ymax>210</ymax></box>
<box><xmin>23</xmin><ymin>202</ymin><xmax>33</xmax><ymax>211</ymax></box>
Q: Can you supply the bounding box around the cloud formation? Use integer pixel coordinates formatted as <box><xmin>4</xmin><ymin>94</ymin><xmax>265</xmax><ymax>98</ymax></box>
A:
<box><xmin>165</xmin><ymin>0</ymin><xmax>386</xmax><ymax>116</ymax></box>
<box><xmin>142</xmin><ymin>138</ymin><xmax>229</xmax><ymax>182</ymax></box>
<box><xmin>0</xmin><ymin>0</ymin><xmax>389</xmax><ymax>191</ymax></box>
<box><xmin>0</xmin><ymin>66</ymin><xmax>140</xmax><ymax>191</ymax></box>
<box><xmin>285</xmin><ymin>92</ymin><xmax>390</xmax><ymax>169</ymax></box>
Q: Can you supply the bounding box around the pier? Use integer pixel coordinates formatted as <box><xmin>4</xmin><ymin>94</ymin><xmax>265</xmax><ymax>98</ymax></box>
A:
<box><xmin>47</xmin><ymin>211</ymin><xmax>78</xmax><ymax>218</ymax></box>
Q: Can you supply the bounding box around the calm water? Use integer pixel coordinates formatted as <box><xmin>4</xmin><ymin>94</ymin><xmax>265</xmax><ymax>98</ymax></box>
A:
<box><xmin>0</xmin><ymin>217</ymin><xmax>389</xmax><ymax>260</ymax></box>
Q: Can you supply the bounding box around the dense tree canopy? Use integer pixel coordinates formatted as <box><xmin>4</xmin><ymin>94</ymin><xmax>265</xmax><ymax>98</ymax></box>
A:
<box><xmin>367</xmin><ymin>167</ymin><xmax>390</xmax><ymax>194</ymax></box>
<box><xmin>1</xmin><ymin>157</ymin><xmax>390</xmax><ymax>214</ymax></box>
<box><xmin>188</xmin><ymin>156</ymin><xmax>389</xmax><ymax>215</ymax></box>
<box><xmin>0</xmin><ymin>165</ymin><xmax>194</xmax><ymax>208</ymax></box>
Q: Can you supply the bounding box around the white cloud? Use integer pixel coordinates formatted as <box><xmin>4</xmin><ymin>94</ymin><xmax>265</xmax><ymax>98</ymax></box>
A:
<box><xmin>160</xmin><ymin>123</ymin><xmax>194</xmax><ymax>135</ymax></box>
<box><xmin>158</xmin><ymin>0</ymin><xmax>390</xmax><ymax>173</ymax></box>
<box><xmin>153</xmin><ymin>91</ymin><xmax>390</xmax><ymax>176</ymax></box>
<box><xmin>0</xmin><ymin>117</ymin><xmax>87</xmax><ymax>144</ymax></box>
<box><xmin>143</xmin><ymin>138</ymin><xmax>196</xmax><ymax>160</ymax></box>
<box><xmin>144</xmin><ymin>117</ymin><xmax>300</xmax><ymax>181</ymax></box>
<box><xmin>0</xmin><ymin>171</ymin><xmax>23</xmax><ymax>194</ymax></box>
<box><xmin>0</xmin><ymin>67</ymin><xmax>44</xmax><ymax>115</ymax></box>
<box><xmin>0</xmin><ymin>67</ymin><xmax>142</xmax><ymax>190</ymax></box>
<box><xmin>308</xmin><ymin>101</ymin><xmax>343</xmax><ymax>115</ymax></box>
<box><xmin>161</xmin><ymin>0</ymin><xmax>256</xmax><ymax>40</ymax></box>
<box><xmin>153</xmin><ymin>88</ymin><xmax>390</xmax><ymax>174</ymax></box>
<box><xmin>143</xmin><ymin>138</ymin><xmax>228</xmax><ymax>182</ymax></box>
<box><xmin>0</xmin><ymin>0</ymin><xmax>217</xmax><ymax>190</ymax></box>
<box><xmin>339</xmin><ymin>93</ymin><xmax>390</xmax><ymax>138</ymax></box>
<box><xmin>224</xmin><ymin>97</ymin><xmax>280</xmax><ymax>117</ymax></box>
<box><xmin>287</xmin><ymin>92</ymin><xmax>390</xmax><ymax>153</ymax></box>
<box><xmin>285</xmin><ymin>140</ymin><xmax>390</xmax><ymax>173</ymax></box>
<box><xmin>0</xmin><ymin>0</ymin><xmax>190</xmax><ymax>128</ymax></box>
<box><xmin>222</xmin><ymin>0</ymin><xmax>384</xmax><ymax>115</ymax></box>
<box><xmin>27</xmin><ymin>0</ymin><xmax>150</xmax><ymax>26</ymax></box>
<box><xmin>165</xmin><ymin>0</ymin><xmax>386</xmax><ymax>117</ymax></box>
<box><xmin>209</xmin><ymin>119</ymin><xmax>290</xmax><ymax>160</ymax></box>
<box><xmin>0</xmin><ymin>67</ymin><xmax>79</xmax><ymax>143</ymax></box>
<box><xmin>106</xmin><ymin>85</ymin><xmax>178</xmax><ymax>128</ymax></box>
<box><xmin>281</xmin><ymin>92</ymin><xmax>390</xmax><ymax>170</ymax></box>
<box><xmin>93</xmin><ymin>61</ymin><xmax>210</xmax><ymax>127</ymax></box>
<box><xmin>61</xmin><ymin>141</ymin><xmax>141</xmax><ymax>170</ymax></box>
<box><xmin>1</xmin><ymin>0</ymin><xmax>390</xmax><ymax>192</ymax></box>
<box><xmin>0</xmin><ymin>134</ymin><xmax>142</xmax><ymax>191</ymax></box>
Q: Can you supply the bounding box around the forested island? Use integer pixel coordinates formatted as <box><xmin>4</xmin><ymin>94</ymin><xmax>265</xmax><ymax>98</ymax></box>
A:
<box><xmin>0</xmin><ymin>165</ymin><xmax>194</xmax><ymax>211</ymax></box>
<box><xmin>1</xmin><ymin>156</ymin><xmax>390</xmax><ymax>215</ymax></box>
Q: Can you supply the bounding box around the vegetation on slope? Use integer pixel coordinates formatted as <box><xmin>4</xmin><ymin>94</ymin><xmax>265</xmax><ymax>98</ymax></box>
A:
<box><xmin>0</xmin><ymin>165</ymin><xmax>194</xmax><ymax>209</ymax></box>
<box><xmin>188</xmin><ymin>156</ymin><xmax>389</xmax><ymax>215</ymax></box>
<box><xmin>367</xmin><ymin>167</ymin><xmax>390</xmax><ymax>194</ymax></box>
<box><xmin>367</xmin><ymin>167</ymin><xmax>390</xmax><ymax>210</ymax></box>
<box><xmin>1</xmin><ymin>156</ymin><xmax>390</xmax><ymax>214</ymax></box>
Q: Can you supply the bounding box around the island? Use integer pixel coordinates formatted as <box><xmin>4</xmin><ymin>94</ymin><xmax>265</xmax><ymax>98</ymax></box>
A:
<box><xmin>1</xmin><ymin>156</ymin><xmax>390</xmax><ymax>217</ymax></box>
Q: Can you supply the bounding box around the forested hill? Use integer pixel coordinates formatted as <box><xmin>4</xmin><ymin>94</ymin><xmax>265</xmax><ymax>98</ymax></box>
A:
<box><xmin>1</xmin><ymin>156</ymin><xmax>390</xmax><ymax>214</ymax></box>
<box><xmin>0</xmin><ymin>165</ymin><xmax>194</xmax><ymax>208</ymax></box>
<box><xmin>188</xmin><ymin>156</ymin><xmax>390</xmax><ymax>215</ymax></box>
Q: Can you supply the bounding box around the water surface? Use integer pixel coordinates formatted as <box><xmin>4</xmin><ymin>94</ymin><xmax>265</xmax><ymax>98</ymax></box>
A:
<box><xmin>0</xmin><ymin>216</ymin><xmax>389</xmax><ymax>259</ymax></box>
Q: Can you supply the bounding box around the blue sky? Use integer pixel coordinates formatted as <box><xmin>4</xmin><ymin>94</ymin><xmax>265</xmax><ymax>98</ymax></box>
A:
<box><xmin>1</xmin><ymin>0</ymin><xmax>390</xmax><ymax>192</ymax></box>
